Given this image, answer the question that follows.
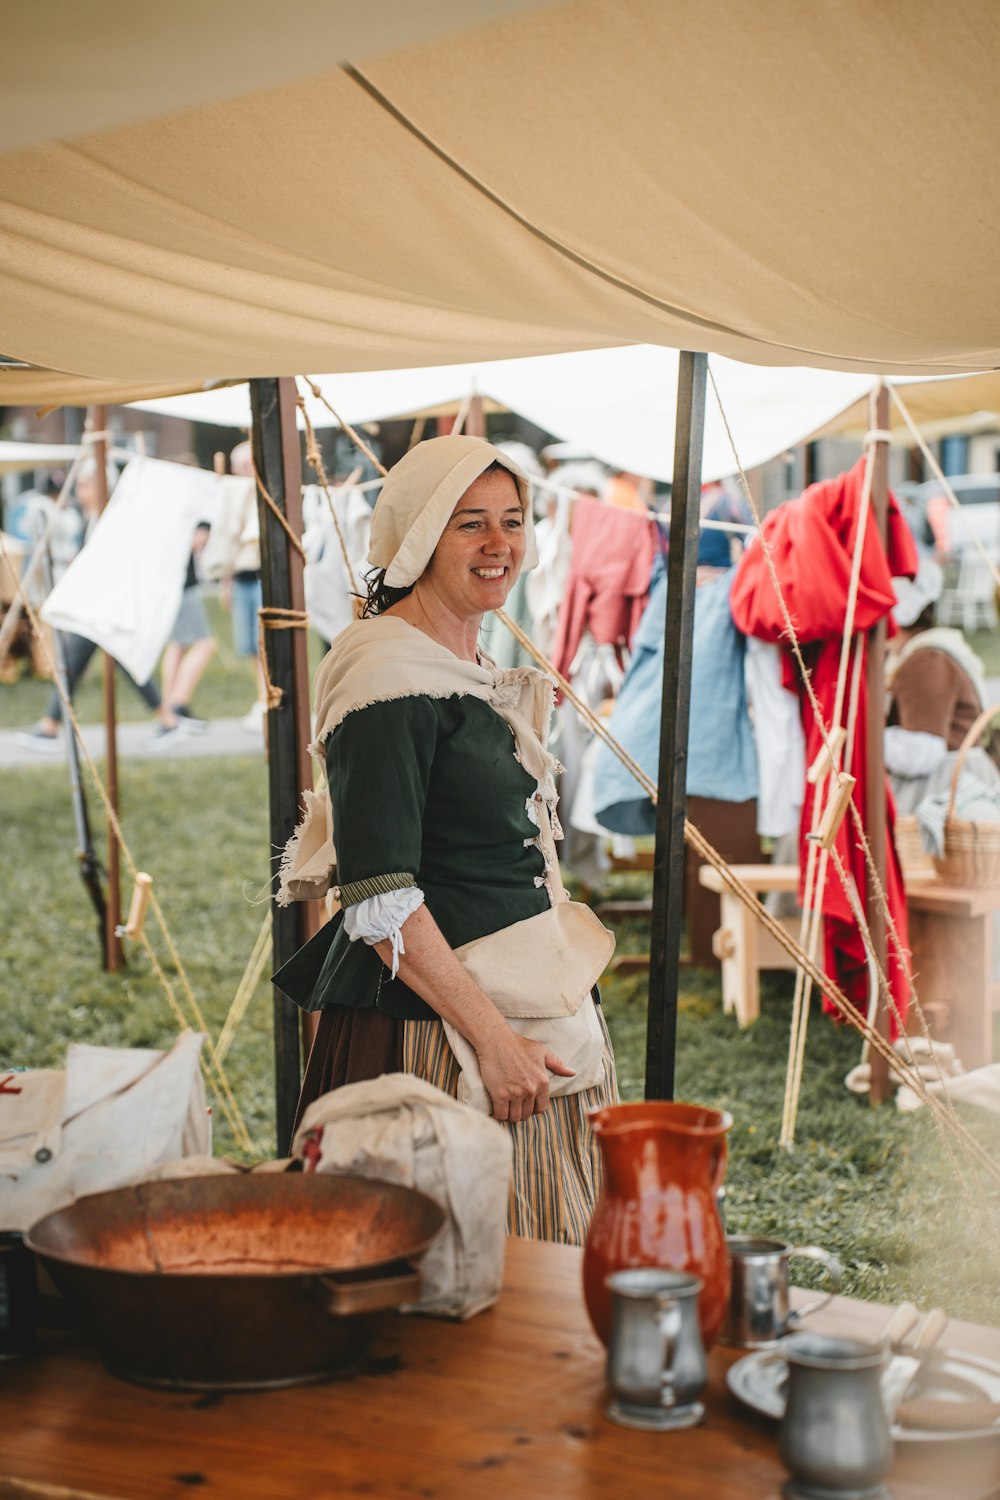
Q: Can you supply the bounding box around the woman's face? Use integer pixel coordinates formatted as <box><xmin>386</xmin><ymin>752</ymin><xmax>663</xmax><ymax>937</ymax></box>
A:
<box><xmin>423</xmin><ymin>468</ymin><xmax>526</xmax><ymax>618</ymax></box>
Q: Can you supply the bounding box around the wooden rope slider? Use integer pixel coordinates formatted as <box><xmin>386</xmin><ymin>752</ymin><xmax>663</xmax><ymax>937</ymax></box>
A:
<box><xmin>257</xmin><ymin>607</ymin><xmax>309</xmax><ymax>710</ymax></box>
<box><xmin>115</xmin><ymin>872</ymin><xmax>153</xmax><ymax>941</ymax></box>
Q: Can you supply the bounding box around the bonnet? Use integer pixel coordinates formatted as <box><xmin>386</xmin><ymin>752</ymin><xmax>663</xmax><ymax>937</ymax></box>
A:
<box><xmin>368</xmin><ymin>435</ymin><xmax>538</xmax><ymax>589</ymax></box>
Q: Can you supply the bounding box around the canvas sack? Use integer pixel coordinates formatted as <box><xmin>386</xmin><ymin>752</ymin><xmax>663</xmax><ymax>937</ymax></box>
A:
<box><xmin>292</xmin><ymin>1074</ymin><xmax>511</xmax><ymax>1319</ymax></box>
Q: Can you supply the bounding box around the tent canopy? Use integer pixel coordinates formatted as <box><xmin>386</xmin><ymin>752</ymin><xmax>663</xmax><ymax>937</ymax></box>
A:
<box><xmin>3</xmin><ymin>1</ymin><xmax>1000</xmax><ymax>387</ymax></box>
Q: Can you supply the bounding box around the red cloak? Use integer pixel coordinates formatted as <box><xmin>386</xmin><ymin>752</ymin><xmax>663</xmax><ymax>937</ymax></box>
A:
<box><xmin>729</xmin><ymin>459</ymin><xmax>919</xmax><ymax>1032</ymax></box>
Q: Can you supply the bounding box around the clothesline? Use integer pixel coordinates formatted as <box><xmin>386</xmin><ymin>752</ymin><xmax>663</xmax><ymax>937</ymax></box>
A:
<box><xmin>310</xmin><ymin>469</ymin><xmax>753</xmax><ymax>535</ymax></box>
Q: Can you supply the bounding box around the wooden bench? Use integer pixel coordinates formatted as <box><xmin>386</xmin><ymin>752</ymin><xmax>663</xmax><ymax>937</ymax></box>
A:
<box><xmin>699</xmin><ymin>862</ymin><xmax>999</xmax><ymax>1066</ymax></box>
<box><xmin>697</xmin><ymin>864</ymin><xmax>808</xmax><ymax>1028</ymax></box>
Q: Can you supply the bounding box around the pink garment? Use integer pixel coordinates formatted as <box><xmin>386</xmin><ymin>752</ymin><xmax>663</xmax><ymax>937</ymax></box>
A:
<box><xmin>551</xmin><ymin>498</ymin><xmax>657</xmax><ymax>679</ymax></box>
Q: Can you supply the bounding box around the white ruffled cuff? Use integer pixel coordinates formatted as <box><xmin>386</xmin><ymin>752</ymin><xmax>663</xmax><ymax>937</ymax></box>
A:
<box><xmin>342</xmin><ymin>886</ymin><xmax>426</xmax><ymax>978</ymax></box>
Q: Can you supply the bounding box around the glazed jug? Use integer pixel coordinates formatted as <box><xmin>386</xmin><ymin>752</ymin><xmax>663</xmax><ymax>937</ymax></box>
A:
<box><xmin>584</xmin><ymin>1100</ymin><xmax>733</xmax><ymax>1350</ymax></box>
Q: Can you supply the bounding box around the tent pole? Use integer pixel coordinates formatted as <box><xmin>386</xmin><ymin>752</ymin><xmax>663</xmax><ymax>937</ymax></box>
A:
<box><xmin>645</xmin><ymin>351</ymin><xmax>706</xmax><ymax>1099</ymax></box>
<box><xmin>250</xmin><ymin>377</ymin><xmax>318</xmax><ymax>1154</ymax></box>
<box><xmin>89</xmin><ymin>405</ymin><xmax>123</xmax><ymax>971</ymax></box>
<box><xmin>866</xmin><ymin>383</ymin><xmax>891</xmax><ymax>1105</ymax></box>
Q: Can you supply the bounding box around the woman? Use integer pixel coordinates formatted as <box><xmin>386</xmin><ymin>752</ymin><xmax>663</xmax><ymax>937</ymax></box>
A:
<box><xmin>886</xmin><ymin>558</ymin><xmax>998</xmax><ymax>813</ymax></box>
<box><xmin>275</xmin><ymin>435</ymin><xmax>618</xmax><ymax>1243</ymax></box>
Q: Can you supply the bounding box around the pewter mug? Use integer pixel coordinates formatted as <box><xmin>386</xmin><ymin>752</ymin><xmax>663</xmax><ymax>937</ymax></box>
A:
<box><xmin>778</xmin><ymin>1333</ymin><xmax>892</xmax><ymax>1500</ymax></box>
<box><xmin>604</xmin><ymin>1269</ymin><xmax>707</xmax><ymax>1431</ymax></box>
<box><xmin>721</xmin><ymin>1236</ymin><xmax>843</xmax><ymax>1349</ymax></box>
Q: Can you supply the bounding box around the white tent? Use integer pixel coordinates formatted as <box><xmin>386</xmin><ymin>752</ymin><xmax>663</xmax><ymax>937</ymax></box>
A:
<box><xmin>2</xmin><ymin>0</ymin><xmax>1000</xmax><ymax>388</ymax></box>
<box><xmin>131</xmin><ymin>350</ymin><xmax>876</xmax><ymax>483</ymax></box>
<box><xmin>0</xmin><ymin>440</ymin><xmax>82</xmax><ymax>475</ymax></box>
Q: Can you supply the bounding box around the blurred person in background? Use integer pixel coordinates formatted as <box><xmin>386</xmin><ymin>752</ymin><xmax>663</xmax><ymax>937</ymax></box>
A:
<box><xmin>16</xmin><ymin>460</ymin><xmax>180</xmax><ymax>750</ymax></box>
<box><xmin>886</xmin><ymin>557</ymin><xmax>998</xmax><ymax>812</ymax></box>
<box><xmin>209</xmin><ymin>440</ymin><xmax>267</xmax><ymax>732</ymax></box>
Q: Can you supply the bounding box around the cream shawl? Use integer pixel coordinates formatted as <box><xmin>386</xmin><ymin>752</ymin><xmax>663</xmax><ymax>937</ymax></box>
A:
<box><xmin>277</xmin><ymin>615</ymin><xmax>562</xmax><ymax>906</ymax></box>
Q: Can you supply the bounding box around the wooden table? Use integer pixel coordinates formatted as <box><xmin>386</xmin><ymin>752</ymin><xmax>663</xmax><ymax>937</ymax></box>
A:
<box><xmin>907</xmin><ymin>878</ymin><xmax>1000</xmax><ymax>1069</ymax></box>
<box><xmin>1</xmin><ymin>1239</ymin><xmax>998</xmax><ymax>1500</ymax></box>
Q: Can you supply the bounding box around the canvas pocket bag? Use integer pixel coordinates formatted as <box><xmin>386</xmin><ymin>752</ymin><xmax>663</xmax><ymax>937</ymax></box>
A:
<box><xmin>442</xmin><ymin>902</ymin><xmax>615</xmax><ymax>1115</ymax></box>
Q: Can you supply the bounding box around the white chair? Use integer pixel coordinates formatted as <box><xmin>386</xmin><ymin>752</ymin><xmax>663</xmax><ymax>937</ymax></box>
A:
<box><xmin>937</xmin><ymin>548</ymin><xmax>999</xmax><ymax>633</ymax></box>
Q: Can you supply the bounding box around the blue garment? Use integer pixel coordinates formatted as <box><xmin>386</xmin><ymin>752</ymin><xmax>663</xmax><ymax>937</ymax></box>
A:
<box><xmin>592</xmin><ymin>563</ymin><xmax>757</xmax><ymax>834</ymax></box>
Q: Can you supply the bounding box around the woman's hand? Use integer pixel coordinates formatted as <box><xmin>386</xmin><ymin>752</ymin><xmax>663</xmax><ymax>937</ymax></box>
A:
<box><xmin>476</xmin><ymin>1027</ymin><xmax>575</xmax><ymax>1123</ymax></box>
<box><xmin>372</xmin><ymin>903</ymin><xmax>574</xmax><ymax>1121</ymax></box>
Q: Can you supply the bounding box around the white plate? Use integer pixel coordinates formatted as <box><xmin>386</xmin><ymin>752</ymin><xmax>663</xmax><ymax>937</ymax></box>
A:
<box><xmin>726</xmin><ymin>1347</ymin><xmax>1000</xmax><ymax>1444</ymax></box>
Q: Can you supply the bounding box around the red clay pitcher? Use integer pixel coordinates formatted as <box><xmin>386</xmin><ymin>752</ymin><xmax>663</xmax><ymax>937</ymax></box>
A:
<box><xmin>584</xmin><ymin>1101</ymin><xmax>733</xmax><ymax>1351</ymax></box>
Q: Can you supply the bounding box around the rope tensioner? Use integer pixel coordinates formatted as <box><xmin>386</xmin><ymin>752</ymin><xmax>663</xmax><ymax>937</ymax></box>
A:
<box><xmin>257</xmin><ymin>607</ymin><xmax>309</xmax><ymax>710</ymax></box>
<box><xmin>115</xmin><ymin>872</ymin><xmax>153</xmax><ymax>941</ymax></box>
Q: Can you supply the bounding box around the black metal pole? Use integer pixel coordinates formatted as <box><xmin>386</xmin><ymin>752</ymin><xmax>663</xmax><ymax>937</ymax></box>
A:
<box><xmin>38</xmin><ymin>536</ymin><xmax>108</xmax><ymax>965</ymax></box>
<box><xmin>250</xmin><ymin>377</ymin><xmax>307</xmax><ymax>1155</ymax></box>
<box><xmin>644</xmin><ymin>351</ymin><xmax>707</xmax><ymax>1100</ymax></box>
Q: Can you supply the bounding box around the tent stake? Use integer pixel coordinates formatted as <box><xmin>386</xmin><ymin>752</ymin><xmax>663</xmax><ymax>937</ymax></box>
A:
<box><xmin>645</xmin><ymin>351</ymin><xmax>706</xmax><ymax>1099</ymax></box>
<box><xmin>250</xmin><ymin>377</ymin><xmax>318</xmax><ymax>1155</ymax></box>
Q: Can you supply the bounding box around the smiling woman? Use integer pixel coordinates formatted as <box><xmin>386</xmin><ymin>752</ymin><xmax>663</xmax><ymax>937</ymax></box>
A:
<box><xmin>274</xmin><ymin>435</ymin><xmax>618</xmax><ymax>1244</ymax></box>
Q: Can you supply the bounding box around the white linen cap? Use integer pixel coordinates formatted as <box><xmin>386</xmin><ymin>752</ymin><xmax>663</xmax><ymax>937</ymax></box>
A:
<box><xmin>367</xmin><ymin>435</ymin><xmax>537</xmax><ymax>589</ymax></box>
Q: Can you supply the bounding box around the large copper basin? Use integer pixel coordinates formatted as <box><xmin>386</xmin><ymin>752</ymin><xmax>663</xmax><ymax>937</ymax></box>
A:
<box><xmin>26</xmin><ymin>1174</ymin><xmax>446</xmax><ymax>1390</ymax></box>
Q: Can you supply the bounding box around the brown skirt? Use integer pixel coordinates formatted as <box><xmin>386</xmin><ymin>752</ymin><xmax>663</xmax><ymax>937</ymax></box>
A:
<box><xmin>293</xmin><ymin>1006</ymin><xmax>401</xmax><ymax>1136</ymax></box>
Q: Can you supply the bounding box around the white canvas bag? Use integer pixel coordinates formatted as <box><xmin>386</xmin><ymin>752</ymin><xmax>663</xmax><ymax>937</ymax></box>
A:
<box><xmin>445</xmin><ymin>901</ymin><xmax>614</xmax><ymax>1115</ymax></box>
<box><xmin>0</xmin><ymin>1033</ymin><xmax>209</xmax><ymax>1232</ymax></box>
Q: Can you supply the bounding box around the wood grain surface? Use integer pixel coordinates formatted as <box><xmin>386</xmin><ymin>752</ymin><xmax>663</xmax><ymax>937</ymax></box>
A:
<box><xmin>1</xmin><ymin>1239</ymin><xmax>997</xmax><ymax>1500</ymax></box>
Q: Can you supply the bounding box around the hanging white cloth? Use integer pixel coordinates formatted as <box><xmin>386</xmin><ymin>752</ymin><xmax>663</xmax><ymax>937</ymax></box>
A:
<box><xmin>200</xmin><ymin>474</ymin><xmax>259</xmax><ymax>579</ymax></box>
<box><xmin>301</xmin><ymin>482</ymin><xmax>372</xmax><ymax>644</ymax></box>
<box><xmin>41</xmin><ymin>456</ymin><xmax>219</xmax><ymax>683</ymax></box>
<box><xmin>744</xmin><ymin>638</ymin><xmax>806</xmax><ymax>840</ymax></box>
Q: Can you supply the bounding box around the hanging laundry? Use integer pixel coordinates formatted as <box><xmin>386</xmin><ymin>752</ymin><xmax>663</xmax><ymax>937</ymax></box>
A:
<box><xmin>41</xmin><ymin>456</ymin><xmax>219</xmax><ymax>685</ymax></box>
<box><xmin>745</xmin><ymin>638</ymin><xmax>806</xmax><ymax>841</ymax></box>
<box><xmin>729</xmin><ymin>457</ymin><xmax>919</xmax><ymax>1031</ymax></box>
<box><xmin>592</xmin><ymin>561</ymin><xmax>758</xmax><ymax>834</ymax></box>
<box><xmin>524</xmin><ymin>489</ymin><xmax>574</xmax><ymax>659</ymax></box>
<box><xmin>302</xmin><ymin>483</ymin><xmax>372</xmax><ymax>648</ymax></box>
<box><xmin>200</xmin><ymin>474</ymin><xmax>258</xmax><ymax>579</ymax></box>
<box><xmin>550</xmin><ymin>497</ymin><xmax>657</xmax><ymax>681</ymax></box>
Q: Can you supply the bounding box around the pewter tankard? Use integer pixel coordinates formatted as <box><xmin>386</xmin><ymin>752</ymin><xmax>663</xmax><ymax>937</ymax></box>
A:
<box><xmin>604</xmin><ymin>1269</ymin><xmax>707</xmax><ymax>1431</ymax></box>
<box><xmin>778</xmin><ymin>1333</ymin><xmax>892</xmax><ymax>1500</ymax></box>
<box><xmin>721</xmin><ymin>1236</ymin><xmax>842</xmax><ymax>1349</ymax></box>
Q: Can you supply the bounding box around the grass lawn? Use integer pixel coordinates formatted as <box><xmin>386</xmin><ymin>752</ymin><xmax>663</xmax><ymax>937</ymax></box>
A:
<box><xmin>2</xmin><ymin>630</ymin><xmax>999</xmax><ymax>1322</ymax></box>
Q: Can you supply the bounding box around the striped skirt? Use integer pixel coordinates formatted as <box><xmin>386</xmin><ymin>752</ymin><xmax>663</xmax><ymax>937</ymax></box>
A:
<box><xmin>401</xmin><ymin>1007</ymin><xmax>619</xmax><ymax>1246</ymax></box>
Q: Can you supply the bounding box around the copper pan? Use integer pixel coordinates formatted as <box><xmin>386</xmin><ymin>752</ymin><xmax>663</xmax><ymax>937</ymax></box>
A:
<box><xmin>25</xmin><ymin>1173</ymin><xmax>446</xmax><ymax>1390</ymax></box>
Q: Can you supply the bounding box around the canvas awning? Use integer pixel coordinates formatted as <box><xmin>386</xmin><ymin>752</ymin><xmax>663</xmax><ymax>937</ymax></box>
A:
<box><xmin>2</xmin><ymin>0</ymin><xmax>999</xmax><ymax>385</ymax></box>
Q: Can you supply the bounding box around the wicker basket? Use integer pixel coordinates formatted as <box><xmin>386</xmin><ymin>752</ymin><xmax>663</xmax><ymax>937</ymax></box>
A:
<box><xmin>933</xmin><ymin>701</ymin><xmax>1000</xmax><ymax>887</ymax></box>
<box><xmin>893</xmin><ymin>815</ymin><xmax>934</xmax><ymax>876</ymax></box>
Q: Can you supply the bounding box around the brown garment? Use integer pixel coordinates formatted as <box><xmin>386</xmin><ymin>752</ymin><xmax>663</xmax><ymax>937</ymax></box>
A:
<box><xmin>293</xmin><ymin>1006</ymin><xmax>402</xmax><ymax>1136</ymax></box>
<box><xmin>684</xmin><ymin>794</ymin><xmax>761</xmax><ymax>968</ymax></box>
<box><xmin>888</xmin><ymin>648</ymin><xmax>981</xmax><ymax>751</ymax></box>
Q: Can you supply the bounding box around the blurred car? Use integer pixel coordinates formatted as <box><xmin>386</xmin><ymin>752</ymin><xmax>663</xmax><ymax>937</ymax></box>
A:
<box><xmin>911</xmin><ymin>473</ymin><xmax>1000</xmax><ymax>558</ymax></box>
